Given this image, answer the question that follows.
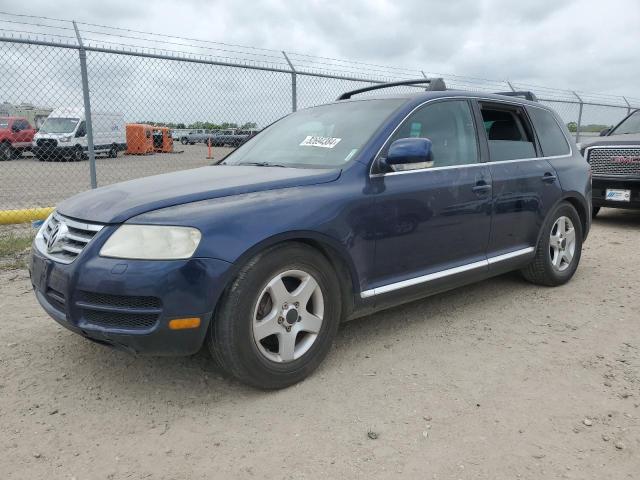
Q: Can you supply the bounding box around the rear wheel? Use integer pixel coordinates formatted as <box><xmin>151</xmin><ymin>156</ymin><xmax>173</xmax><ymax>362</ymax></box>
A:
<box><xmin>0</xmin><ymin>142</ymin><xmax>13</xmax><ymax>161</ymax></box>
<box><xmin>108</xmin><ymin>144</ymin><xmax>118</xmax><ymax>158</ymax></box>
<box><xmin>592</xmin><ymin>206</ymin><xmax>600</xmax><ymax>218</ymax></box>
<box><xmin>208</xmin><ymin>243</ymin><xmax>341</xmax><ymax>389</ymax></box>
<box><xmin>521</xmin><ymin>202</ymin><xmax>583</xmax><ymax>286</ymax></box>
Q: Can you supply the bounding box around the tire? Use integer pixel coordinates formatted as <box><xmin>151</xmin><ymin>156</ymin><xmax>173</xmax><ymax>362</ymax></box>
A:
<box><xmin>208</xmin><ymin>242</ymin><xmax>341</xmax><ymax>389</ymax></box>
<box><xmin>108</xmin><ymin>144</ymin><xmax>118</xmax><ymax>158</ymax></box>
<box><xmin>72</xmin><ymin>146</ymin><xmax>84</xmax><ymax>162</ymax></box>
<box><xmin>0</xmin><ymin>142</ymin><xmax>13</xmax><ymax>161</ymax></box>
<box><xmin>180</xmin><ymin>137</ymin><xmax>188</xmax><ymax>145</ymax></box>
<box><xmin>592</xmin><ymin>206</ymin><xmax>600</xmax><ymax>218</ymax></box>
<box><xmin>521</xmin><ymin>201</ymin><xmax>583</xmax><ymax>287</ymax></box>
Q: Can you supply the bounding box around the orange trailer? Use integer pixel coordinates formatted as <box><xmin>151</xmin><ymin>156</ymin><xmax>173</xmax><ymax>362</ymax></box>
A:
<box><xmin>152</xmin><ymin>127</ymin><xmax>174</xmax><ymax>153</ymax></box>
<box><xmin>126</xmin><ymin>124</ymin><xmax>154</xmax><ymax>154</ymax></box>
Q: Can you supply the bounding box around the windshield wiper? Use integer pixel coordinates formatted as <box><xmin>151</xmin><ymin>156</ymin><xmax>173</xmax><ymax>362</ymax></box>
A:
<box><xmin>235</xmin><ymin>161</ymin><xmax>288</xmax><ymax>168</ymax></box>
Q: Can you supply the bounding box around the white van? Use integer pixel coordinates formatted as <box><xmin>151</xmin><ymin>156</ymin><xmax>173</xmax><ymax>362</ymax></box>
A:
<box><xmin>32</xmin><ymin>108</ymin><xmax>125</xmax><ymax>161</ymax></box>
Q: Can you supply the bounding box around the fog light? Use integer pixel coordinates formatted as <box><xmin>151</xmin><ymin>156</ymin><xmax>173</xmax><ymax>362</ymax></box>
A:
<box><xmin>168</xmin><ymin>317</ymin><xmax>201</xmax><ymax>330</ymax></box>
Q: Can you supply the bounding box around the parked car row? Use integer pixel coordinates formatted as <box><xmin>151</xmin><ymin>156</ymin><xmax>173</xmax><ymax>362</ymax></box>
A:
<box><xmin>179</xmin><ymin>128</ymin><xmax>259</xmax><ymax>147</ymax></box>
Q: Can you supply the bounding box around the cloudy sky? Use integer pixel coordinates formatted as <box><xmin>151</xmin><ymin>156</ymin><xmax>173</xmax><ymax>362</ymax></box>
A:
<box><xmin>9</xmin><ymin>0</ymin><xmax>640</xmax><ymax>97</ymax></box>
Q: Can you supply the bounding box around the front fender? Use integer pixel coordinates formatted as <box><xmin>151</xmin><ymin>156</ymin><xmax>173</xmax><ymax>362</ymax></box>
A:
<box><xmin>130</xmin><ymin>177</ymin><xmax>376</xmax><ymax>294</ymax></box>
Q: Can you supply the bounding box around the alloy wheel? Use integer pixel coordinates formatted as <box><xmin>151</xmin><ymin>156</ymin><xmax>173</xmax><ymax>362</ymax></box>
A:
<box><xmin>549</xmin><ymin>216</ymin><xmax>576</xmax><ymax>272</ymax></box>
<box><xmin>252</xmin><ymin>269</ymin><xmax>324</xmax><ymax>363</ymax></box>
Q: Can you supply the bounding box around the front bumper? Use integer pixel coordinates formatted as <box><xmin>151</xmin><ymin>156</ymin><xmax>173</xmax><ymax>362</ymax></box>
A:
<box><xmin>592</xmin><ymin>176</ymin><xmax>640</xmax><ymax>209</ymax></box>
<box><xmin>30</xmin><ymin>245</ymin><xmax>233</xmax><ymax>356</ymax></box>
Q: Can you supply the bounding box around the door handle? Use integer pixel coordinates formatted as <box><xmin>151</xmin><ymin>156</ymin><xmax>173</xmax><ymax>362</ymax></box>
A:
<box><xmin>542</xmin><ymin>173</ymin><xmax>557</xmax><ymax>183</ymax></box>
<box><xmin>472</xmin><ymin>183</ymin><xmax>492</xmax><ymax>194</ymax></box>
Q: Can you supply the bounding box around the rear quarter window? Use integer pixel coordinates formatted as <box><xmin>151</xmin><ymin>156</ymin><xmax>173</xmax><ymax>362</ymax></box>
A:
<box><xmin>528</xmin><ymin>107</ymin><xmax>570</xmax><ymax>157</ymax></box>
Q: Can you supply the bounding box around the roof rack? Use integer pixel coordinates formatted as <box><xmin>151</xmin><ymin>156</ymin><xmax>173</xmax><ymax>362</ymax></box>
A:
<box><xmin>337</xmin><ymin>78</ymin><xmax>447</xmax><ymax>100</ymax></box>
<box><xmin>493</xmin><ymin>91</ymin><xmax>538</xmax><ymax>102</ymax></box>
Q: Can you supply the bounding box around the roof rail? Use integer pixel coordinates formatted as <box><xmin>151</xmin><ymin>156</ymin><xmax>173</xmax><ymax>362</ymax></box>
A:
<box><xmin>494</xmin><ymin>91</ymin><xmax>538</xmax><ymax>102</ymax></box>
<box><xmin>337</xmin><ymin>78</ymin><xmax>447</xmax><ymax>100</ymax></box>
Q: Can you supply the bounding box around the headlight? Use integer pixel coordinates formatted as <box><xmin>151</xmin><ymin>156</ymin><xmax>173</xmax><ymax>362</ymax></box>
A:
<box><xmin>58</xmin><ymin>135</ymin><xmax>72</xmax><ymax>143</ymax></box>
<box><xmin>100</xmin><ymin>225</ymin><xmax>202</xmax><ymax>260</ymax></box>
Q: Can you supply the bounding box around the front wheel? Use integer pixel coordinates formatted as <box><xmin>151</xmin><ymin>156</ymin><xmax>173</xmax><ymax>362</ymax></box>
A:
<box><xmin>108</xmin><ymin>144</ymin><xmax>118</xmax><ymax>158</ymax></box>
<box><xmin>521</xmin><ymin>201</ymin><xmax>583</xmax><ymax>286</ymax></box>
<box><xmin>180</xmin><ymin>137</ymin><xmax>188</xmax><ymax>145</ymax></box>
<box><xmin>0</xmin><ymin>142</ymin><xmax>13</xmax><ymax>161</ymax></box>
<box><xmin>208</xmin><ymin>243</ymin><xmax>341</xmax><ymax>389</ymax></box>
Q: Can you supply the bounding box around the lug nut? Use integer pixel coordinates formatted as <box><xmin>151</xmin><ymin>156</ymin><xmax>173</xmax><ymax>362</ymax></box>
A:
<box><xmin>283</xmin><ymin>302</ymin><xmax>288</xmax><ymax>309</ymax></box>
<box><xmin>278</xmin><ymin>317</ymin><xmax>284</xmax><ymax>324</ymax></box>
<box><xmin>294</xmin><ymin>302</ymin><xmax>300</xmax><ymax>308</ymax></box>
<box><xmin>285</xmin><ymin>326</ymin><xmax>291</xmax><ymax>332</ymax></box>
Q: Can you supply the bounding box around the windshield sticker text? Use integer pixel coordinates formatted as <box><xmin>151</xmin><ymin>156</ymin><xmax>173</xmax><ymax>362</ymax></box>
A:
<box><xmin>300</xmin><ymin>136</ymin><xmax>342</xmax><ymax>148</ymax></box>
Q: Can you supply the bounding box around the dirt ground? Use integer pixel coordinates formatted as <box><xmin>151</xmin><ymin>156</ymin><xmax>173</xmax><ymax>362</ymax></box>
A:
<box><xmin>1</xmin><ymin>208</ymin><xmax>639</xmax><ymax>480</ymax></box>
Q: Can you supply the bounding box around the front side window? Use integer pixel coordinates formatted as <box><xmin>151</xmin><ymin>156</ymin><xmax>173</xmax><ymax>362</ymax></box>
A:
<box><xmin>528</xmin><ymin>107</ymin><xmax>570</xmax><ymax>157</ymax></box>
<box><xmin>610</xmin><ymin>110</ymin><xmax>640</xmax><ymax>135</ymax></box>
<box><xmin>481</xmin><ymin>104</ymin><xmax>537</xmax><ymax>161</ymax></box>
<box><xmin>224</xmin><ymin>98</ymin><xmax>405</xmax><ymax>169</ymax></box>
<box><xmin>383</xmin><ymin>99</ymin><xmax>479</xmax><ymax>170</ymax></box>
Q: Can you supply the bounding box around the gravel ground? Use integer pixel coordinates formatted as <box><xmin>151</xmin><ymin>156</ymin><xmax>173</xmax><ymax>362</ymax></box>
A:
<box><xmin>1</xmin><ymin>208</ymin><xmax>639</xmax><ymax>479</ymax></box>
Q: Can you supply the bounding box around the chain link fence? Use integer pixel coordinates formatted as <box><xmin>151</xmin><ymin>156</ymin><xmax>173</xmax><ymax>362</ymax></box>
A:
<box><xmin>1</xmin><ymin>13</ymin><xmax>639</xmax><ymax>246</ymax></box>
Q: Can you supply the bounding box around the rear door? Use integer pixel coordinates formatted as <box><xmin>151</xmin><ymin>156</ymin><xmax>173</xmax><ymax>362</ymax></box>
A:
<box><xmin>475</xmin><ymin>101</ymin><xmax>563</xmax><ymax>265</ymax></box>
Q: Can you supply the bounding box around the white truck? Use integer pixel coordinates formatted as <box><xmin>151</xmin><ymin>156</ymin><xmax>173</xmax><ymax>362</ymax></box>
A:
<box><xmin>32</xmin><ymin>108</ymin><xmax>125</xmax><ymax>161</ymax></box>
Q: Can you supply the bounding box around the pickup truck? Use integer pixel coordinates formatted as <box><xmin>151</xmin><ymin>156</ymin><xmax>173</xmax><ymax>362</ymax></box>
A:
<box><xmin>578</xmin><ymin>109</ymin><xmax>640</xmax><ymax>215</ymax></box>
<box><xmin>0</xmin><ymin>116</ymin><xmax>36</xmax><ymax>161</ymax></box>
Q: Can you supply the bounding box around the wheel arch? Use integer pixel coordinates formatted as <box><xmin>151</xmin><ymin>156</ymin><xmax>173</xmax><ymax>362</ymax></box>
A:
<box><xmin>536</xmin><ymin>194</ymin><xmax>589</xmax><ymax>250</ymax></box>
<box><xmin>225</xmin><ymin>231</ymin><xmax>360</xmax><ymax>320</ymax></box>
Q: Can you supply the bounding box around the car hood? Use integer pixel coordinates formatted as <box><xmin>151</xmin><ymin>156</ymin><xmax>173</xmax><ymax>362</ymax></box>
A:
<box><xmin>580</xmin><ymin>132</ymin><xmax>640</xmax><ymax>149</ymax></box>
<box><xmin>57</xmin><ymin>165</ymin><xmax>341</xmax><ymax>224</ymax></box>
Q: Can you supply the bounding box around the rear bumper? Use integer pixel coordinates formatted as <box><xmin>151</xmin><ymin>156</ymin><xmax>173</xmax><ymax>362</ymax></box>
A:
<box><xmin>30</xmin><ymin>246</ymin><xmax>233</xmax><ymax>356</ymax></box>
<box><xmin>592</xmin><ymin>176</ymin><xmax>640</xmax><ymax>209</ymax></box>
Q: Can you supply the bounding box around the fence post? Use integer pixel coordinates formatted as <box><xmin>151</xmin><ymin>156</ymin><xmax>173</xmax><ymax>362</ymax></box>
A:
<box><xmin>622</xmin><ymin>96</ymin><xmax>631</xmax><ymax>115</ymax></box>
<box><xmin>572</xmin><ymin>91</ymin><xmax>584</xmax><ymax>143</ymax></box>
<box><xmin>282</xmin><ymin>51</ymin><xmax>297</xmax><ymax>112</ymax></box>
<box><xmin>72</xmin><ymin>21</ymin><xmax>97</xmax><ymax>189</ymax></box>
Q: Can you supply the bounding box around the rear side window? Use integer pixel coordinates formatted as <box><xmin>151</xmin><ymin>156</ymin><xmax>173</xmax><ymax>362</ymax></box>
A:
<box><xmin>480</xmin><ymin>103</ymin><xmax>537</xmax><ymax>161</ymax></box>
<box><xmin>528</xmin><ymin>107</ymin><xmax>570</xmax><ymax>157</ymax></box>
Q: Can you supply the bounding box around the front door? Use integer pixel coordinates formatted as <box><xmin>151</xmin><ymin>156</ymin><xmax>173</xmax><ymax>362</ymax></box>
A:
<box><xmin>368</xmin><ymin>99</ymin><xmax>492</xmax><ymax>297</ymax></box>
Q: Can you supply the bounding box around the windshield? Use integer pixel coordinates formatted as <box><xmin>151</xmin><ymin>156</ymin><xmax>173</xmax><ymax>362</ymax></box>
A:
<box><xmin>0</xmin><ymin>119</ymin><xmax>8</xmax><ymax>129</ymax></box>
<box><xmin>223</xmin><ymin>99</ymin><xmax>405</xmax><ymax>168</ymax></box>
<box><xmin>40</xmin><ymin>117</ymin><xmax>79</xmax><ymax>134</ymax></box>
<box><xmin>611</xmin><ymin>110</ymin><xmax>640</xmax><ymax>135</ymax></box>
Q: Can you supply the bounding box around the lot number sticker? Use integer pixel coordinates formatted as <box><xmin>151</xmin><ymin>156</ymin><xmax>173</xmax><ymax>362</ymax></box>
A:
<box><xmin>300</xmin><ymin>136</ymin><xmax>342</xmax><ymax>148</ymax></box>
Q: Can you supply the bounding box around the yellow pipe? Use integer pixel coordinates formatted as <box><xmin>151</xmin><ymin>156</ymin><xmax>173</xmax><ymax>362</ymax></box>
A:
<box><xmin>0</xmin><ymin>207</ymin><xmax>54</xmax><ymax>225</ymax></box>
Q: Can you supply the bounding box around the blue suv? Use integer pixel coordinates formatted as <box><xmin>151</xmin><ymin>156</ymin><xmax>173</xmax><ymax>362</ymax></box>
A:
<box><xmin>30</xmin><ymin>80</ymin><xmax>591</xmax><ymax>389</ymax></box>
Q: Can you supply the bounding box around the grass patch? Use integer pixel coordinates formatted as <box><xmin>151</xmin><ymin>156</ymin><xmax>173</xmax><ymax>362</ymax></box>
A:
<box><xmin>0</xmin><ymin>233</ymin><xmax>34</xmax><ymax>270</ymax></box>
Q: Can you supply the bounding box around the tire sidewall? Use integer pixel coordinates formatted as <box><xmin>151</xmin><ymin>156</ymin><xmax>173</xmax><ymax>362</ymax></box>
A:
<box><xmin>213</xmin><ymin>244</ymin><xmax>341</xmax><ymax>388</ymax></box>
<box><xmin>539</xmin><ymin>202</ymin><xmax>583</xmax><ymax>283</ymax></box>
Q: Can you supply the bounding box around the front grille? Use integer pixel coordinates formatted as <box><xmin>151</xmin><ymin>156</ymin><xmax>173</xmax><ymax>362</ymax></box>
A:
<box><xmin>79</xmin><ymin>291</ymin><xmax>161</xmax><ymax>309</ymax></box>
<box><xmin>77</xmin><ymin>290</ymin><xmax>162</xmax><ymax>331</ymax></box>
<box><xmin>38</xmin><ymin>213</ymin><xmax>103</xmax><ymax>264</ymax></box>
<box><xmin>587</xmin><ymin>147</ymin><xmax>640</xmax><ymax>177</ymax></box>
<box><xmin>83</xmin><ymin>310</ymin><xmax>159</xmax><ymax>330</ymax></box>
<box><xmin>36</xmin><ymin>138</ymin><xmax>58</xmax><ymax>149</ymax></box>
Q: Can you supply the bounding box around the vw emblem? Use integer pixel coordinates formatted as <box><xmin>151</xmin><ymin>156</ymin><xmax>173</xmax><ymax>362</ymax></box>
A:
<box><xmin>47</xmin><ymin>222</ymin><xmax>68</xmax><ymax>253</ymax></box>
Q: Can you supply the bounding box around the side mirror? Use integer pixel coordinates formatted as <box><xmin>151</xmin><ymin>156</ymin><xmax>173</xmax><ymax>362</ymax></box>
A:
<box><xmin>75</xmin><ymin>128</ymin><xmax>86</xmax><ymax>138</ymax></box>
<box><xmin>599</xmin><ymin>128</ymin><xmax>610</xmax><ymax>137</ymax></box>
<box><xmin>382</xmin><ymin>138</ymin><xmax>433</xmax><ymax>171</ymax></box>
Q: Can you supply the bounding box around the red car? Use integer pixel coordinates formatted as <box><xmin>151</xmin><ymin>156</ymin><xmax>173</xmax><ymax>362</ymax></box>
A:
<box><xmin>0</xmin><ymin>116</ymin><xmax>36</xmax><ymax>161</ymax></box>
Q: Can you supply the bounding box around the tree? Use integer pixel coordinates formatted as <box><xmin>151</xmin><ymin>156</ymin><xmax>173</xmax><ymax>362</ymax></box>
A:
<box><xmin>567</xmin><ymin>122</ymin><xmax>578</xmax><ymax>133</ymax></box>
